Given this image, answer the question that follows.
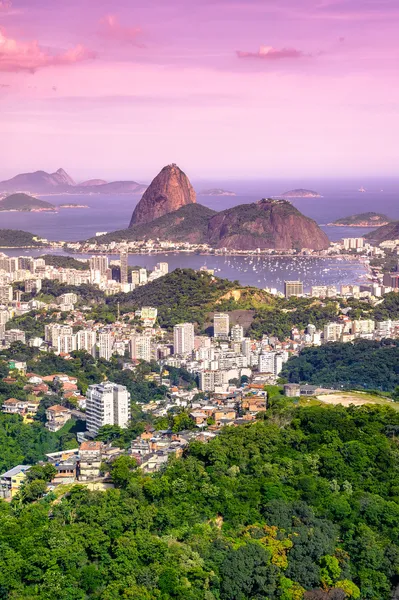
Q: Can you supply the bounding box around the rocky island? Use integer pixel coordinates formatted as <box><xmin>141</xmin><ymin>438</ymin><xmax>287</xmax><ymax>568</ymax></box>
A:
<box><xmin>0</xmin><ymin>193</ymin><xmax>56</xmax><ymax>212</ymax></box>
<box><xmin>329</xmin><ymin>212</ymin><xmax>393</xmax><ymax>227</ymax></box>
<box><xmin>94</xmin><ymin>164</ymin><xmax>330</xmax><ymax>251</ymax></box>
<box><xmin>280</xmin><ymin>189</ymin><xmax>322</xmax><ymax>198</ymax></box>
<box><xmin>59</xmin><ymin>203</ymin><xmax>89</xmax><ymax>209</ymax></box>
<box><xmin>199</xmin><ymin>188</ymin><xmax>236</xmax><ymax>196</ymax></box>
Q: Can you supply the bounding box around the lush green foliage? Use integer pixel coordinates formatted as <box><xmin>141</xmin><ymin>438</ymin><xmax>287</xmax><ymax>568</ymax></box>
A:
<box><xmin>41</xmin><ymin>254</ymin><xmax>89</xmax><ymax>270</ymax></box>
<box><xmin>87</xmin><ymin>204</ymin><xmax>217</xmax><ymax>244</ymax></box>
<box><xmin>0</xmin><ymin>193</ymin><xmax>55</xmax><ymax>212</ymax></box>
<box><xmin>109</xmin><ymin>269</ymin><xmax>238</xmax><ymax>329</ymax></box>
<box><xmin>0</xmin><ymin>229</ymin><xmax>44</xmax><ymax>247</ymax></box>
<box><xmin>249</xmin><ymin>297</ymin><xmax>339</xmax><ymax>340</ymax></box>
<box><xmin>3</xmin><ymin>403</ymin><xmax>399</xmax><ymax>598</ymax></box>
<box><xmin>0</xmin><ymin>413</ymin><xmax>60</xmax><ymax>472</ymax></box>
<box><xmin>282</xmin><ymin>339</ymin><xmax>399</xmax><ymax>391</ymax></box>
<box><xmin>38</xmin><ymin>279</ymin><xmax>105</xmax><ymax>304</ymax></box>
<box><xmin>331</xmin><ymin>212</ymin><xmax>391</xmax><ymax>226</ymax></box>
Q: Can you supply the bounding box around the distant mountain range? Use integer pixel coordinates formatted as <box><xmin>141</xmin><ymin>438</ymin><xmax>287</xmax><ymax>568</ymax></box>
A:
<box><xmin>0</xmin><ymin>168</ymin><xmax>147</xmax><ymax>195</ymax></box>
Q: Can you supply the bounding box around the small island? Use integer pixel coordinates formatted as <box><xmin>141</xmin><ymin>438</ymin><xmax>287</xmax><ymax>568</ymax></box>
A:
<box><xmin>0</xmin><ymin>193</ymin><xmax>56</xmax><ymax>212</ymax></box>
<box><xmin>280</xmin><ymin>189</ymin><xmax>322</xmax><ymax>198</ymax></box>
<box><xmin>199</xmin><ymin>188</ymin><xmax>236</xmax><ymax>196</ymax></box>
<box><xmin>59</xmin><ymin>203</ymin><xmax>89</xmax><ymax>209</ymax></box>
<box><xmin>329</xmin><ymin>212</ymin><xmax>393</xmax><ymax>227</ymax></box>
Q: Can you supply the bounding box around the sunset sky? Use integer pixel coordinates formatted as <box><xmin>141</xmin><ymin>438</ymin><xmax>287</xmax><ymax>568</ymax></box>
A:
<box><xmin>1</xmin><ymin>0</ymin><xmax>398</xmax><ymax>181</ymax></box>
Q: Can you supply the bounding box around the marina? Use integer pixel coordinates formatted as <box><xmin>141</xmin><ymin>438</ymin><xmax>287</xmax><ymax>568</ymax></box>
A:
<box><xmin>0</xmin><ymin>247</ymin><xmax>368</xmax><ymax>293</ymax></box>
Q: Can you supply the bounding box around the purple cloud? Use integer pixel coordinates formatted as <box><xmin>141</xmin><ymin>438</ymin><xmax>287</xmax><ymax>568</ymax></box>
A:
<box><xmin>98</xmin><ymin>15</ymin><xmax>143</xmax><ymax>46</ymax></box>
<box><xmin>237</xmin><ymin>45</ymin><xmax>307</xmax><ymax>60</ymax></box>
<box><xmin>0</xmin><ymin>29</ymin><xmax>96</xmax><ymax>73</ymax></box>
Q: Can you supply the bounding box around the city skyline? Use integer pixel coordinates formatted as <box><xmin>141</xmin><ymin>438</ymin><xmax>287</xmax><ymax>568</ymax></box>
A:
<box><xmin>1</xmin><ymin>0</ymin><xmax>398</xmax><ymax>180</ymax></box>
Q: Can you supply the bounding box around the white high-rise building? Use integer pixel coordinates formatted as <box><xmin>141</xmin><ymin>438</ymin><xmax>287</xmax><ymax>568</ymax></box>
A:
<box><xmin>231</xmin><ymin>324</ymin><xmax>244</xmax><ymax>342</ymax></box>
<box><xmin>98</xmin><ymin>332</ymin><xmax>113</xmax><ymax>361</ymax></box>
<box><xmin>0</xmin><ymin>309</ymin><xmax>10</xmax><ymax>326</ymax></box>
<box><xmin>155</xmin><ymin>262</ymin><xmax>169</xmax><ymax>275</ymax></box>
<box><xmin>214</xmin><ymin>313</ymin><xmax>230</xmax><ymax>339</ymax></box>
<box><xmin>0</xmin><ymin>285</ymin><xmax>13</xmax><ymax>304</ymax></box>
<box><xmin>57</xmin><ymin>334</ymin><xmax>77</xmax><ymax>355</ymax></box>
<box><xmin>45</xmin><ymin>324</ymin><xmax>73</xmax><ymax>348</ymax></box>
<box><xmin>259</xmin><ymin>352</ymin><xmax>275</xmax><ymax>374</ymax></box>
<box><xmin>130</xmin><ymin>334</ymin><xmax>152</xmax><ymax>362</ymax></box>
<box><xmin>173</xmin><ymin>323</ymin><xmax>195</xmax><ymax>355</ymax></box>
<box><xmin>77</xmin><ymin>330</ymin><xmax>97</xmax><ymax>357</ymax></box>
<box><xmin>86</xmin><ymin>382</ymin><xmax>131</xmax><ymax>435</ymax></box>
<box><xmin>120</xmin><ymin>249</ymin><xmax>128</xmax><ymax>285</ymax></box>
<box><xmin>89</xmin><ymin>255</ymin><xmax>109</xmax><ymax>275</ymax></box>
<box><xmin>323</xmin><ymin>323</ymin><xmax>344</xmax><ymax>343</ymax></box>
<box><xmin>139</xmin><ymin>268</ymin><xmax>147</xmax><ymax>284</ymax></box>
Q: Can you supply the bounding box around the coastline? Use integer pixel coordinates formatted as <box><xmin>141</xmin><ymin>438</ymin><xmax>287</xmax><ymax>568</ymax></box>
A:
<box><xmin>328</xmin><ymin>223</ymin><xmax>389</xmax><ymax>228</ymax></box>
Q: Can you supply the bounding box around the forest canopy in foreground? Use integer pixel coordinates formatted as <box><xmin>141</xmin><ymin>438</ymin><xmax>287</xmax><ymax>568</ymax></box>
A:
<box><xmin>1</xmin><ymin>402</ymin><xmax>399</xmax><ymax>599</ymax></box>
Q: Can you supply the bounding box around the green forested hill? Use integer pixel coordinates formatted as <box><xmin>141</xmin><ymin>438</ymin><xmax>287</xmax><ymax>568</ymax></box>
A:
<box><xmin>2</xmin><ymin>403</ymin><xmax>399</xmax><ymax>598</ymax></box>
<box><xmin>0</xmin><ymin>229</ymin><xmax>44</xmax><ymax>247</ymax></box>
<box><xmin>281</xmin><ymin>339</ymin><xmax>399</xmax><ymax>391</ymax></box>
<box><xmin>0</xmin><ymin>193</ymin><xmax>55</xmax><ymax>211</ymax></box>
<box><xmin>109</xmin><ymin>268</ymin><xmax>273</xmax><ymax>329</ymax></box>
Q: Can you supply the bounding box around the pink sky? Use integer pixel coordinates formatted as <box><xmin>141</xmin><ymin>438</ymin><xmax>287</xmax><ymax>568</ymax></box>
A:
<box><xmin>0</xmin><ymin>0</ymin><xmax>398</xmax><ymax>181</ymax></box>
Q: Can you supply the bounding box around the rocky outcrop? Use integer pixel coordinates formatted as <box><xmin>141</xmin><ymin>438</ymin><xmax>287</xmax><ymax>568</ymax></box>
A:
<box><xmin>128</xmin><ymin>204</ymin><xmax>215</xmax><ymax>244</ymax></box>
<box><xmin>129</xmin><ymin>164</ymin><xmax>196</xmax><ymax>227</ymax></box>
<box><xmin>207</xmin><ymin>199</ymin><xmax>329</xmax><ymax>250</ymax></box>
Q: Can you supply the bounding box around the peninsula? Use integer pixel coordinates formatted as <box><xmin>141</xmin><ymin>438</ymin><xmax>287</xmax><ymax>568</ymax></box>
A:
<box><xmin>329</xmin><ymin>212</ymin><xmax>393</xmax><ymax>227</ymax></box>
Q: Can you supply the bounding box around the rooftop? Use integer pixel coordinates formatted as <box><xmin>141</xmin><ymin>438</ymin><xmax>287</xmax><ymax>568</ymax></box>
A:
<box><xmin>0</xmin><ymin>464</ymin><xmax>31</xmax><ymax>479</ymax></box>
<box><xmin>80</xmin><ymin>441</ymin><xmax>103</xmax><ymax>451</ymax></box>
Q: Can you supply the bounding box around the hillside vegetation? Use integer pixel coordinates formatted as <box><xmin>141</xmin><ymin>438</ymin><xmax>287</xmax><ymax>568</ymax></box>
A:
<box><xmin>0</xmin><ymin>193</ymin><xmax>55</xmax><ymax>211</ymax></box>
<box><xmin>109</xmin><ymin>269</ymin><xmax>274</xmax><ymax>330</ymax></box>
<box><xmin>88</xmin><ymin>204</ymin><xmax>216</xmax><ymax>244</ymax></box>
<box><xmin>282</xmin><ymin>339</ymin><xmax>399</xmax><ymax>391</ymax></box>
<box><xmin>0</xmin><ymin>229</ymin><xmax>45</xmax><ymax>247</ymax></box>
<box><xmin>330</xmin><ymin>212</ymin><xmax>392</xmax><ymax>226</ymax></box>
<box><xmin>2</xmin><ymin>403</ymin><xmax>399</xmax><ymax>598</ymax></box>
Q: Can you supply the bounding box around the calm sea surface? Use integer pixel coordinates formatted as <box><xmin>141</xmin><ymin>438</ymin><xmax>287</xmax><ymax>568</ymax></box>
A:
<box><xmin>1</xmin><ymin>177</ymin><xmax>397</xmax><ymax>291</ymax></box>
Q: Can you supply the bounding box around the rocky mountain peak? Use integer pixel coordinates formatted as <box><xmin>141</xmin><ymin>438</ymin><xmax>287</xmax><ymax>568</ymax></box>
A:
<box><xmin>53</xmin><ymin>168</ymin><xmax>75</xmax><ymax>186</ymax></box>
<box><xmin>129</xmin><ymin>163</ymin><xmax>196</xmax><ymax>227</ymax></box>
